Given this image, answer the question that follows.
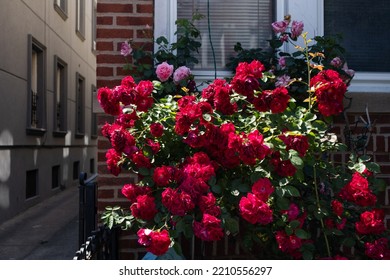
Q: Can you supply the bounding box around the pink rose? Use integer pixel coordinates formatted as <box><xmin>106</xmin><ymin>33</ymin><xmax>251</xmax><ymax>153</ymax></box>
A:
<box><xmin>291</xmin><ymin>20</ymin><xmax>304</xmax><ymax>39</ymax></box>
<box><xmin>120</xmin><ymin>41</ymin><xmax>132</xmax><ymax>57</ymax></box>
<box><xmin>272</xmin><ymin>20</ymin><xmax>289</xmax><ymax>33</ymax></box>
<box><xmin>156</xmin><ymin>62</ymin><xmax>174</xmax><ymax>82</ymax></box>
<box><xmin>173</xmin><ymin>66</ymin><xmax>191</xmax><ymax>84</ymax></box>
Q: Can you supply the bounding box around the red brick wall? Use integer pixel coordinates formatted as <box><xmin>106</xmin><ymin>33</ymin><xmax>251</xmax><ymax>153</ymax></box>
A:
<box><xmin>96</xmin><ymin>0</ymin><xmax>153</xmax><ymax>259</ymax></box>
<box><xmin>96</xmin><ymin>1</ymin><xmax>390</xmax><ymax>258</ymax></box>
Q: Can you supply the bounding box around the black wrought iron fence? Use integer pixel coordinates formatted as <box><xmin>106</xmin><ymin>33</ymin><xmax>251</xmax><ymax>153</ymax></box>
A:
<box><xmin>74</xmin><ymin>172</ymin><xmax>118</xmax><ymax>260</ymax></box>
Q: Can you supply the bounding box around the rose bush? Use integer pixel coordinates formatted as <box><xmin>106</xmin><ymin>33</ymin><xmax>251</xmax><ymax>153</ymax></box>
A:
<box><xmin>99</xmin><ymin>18</ymin><xmax>389</xmax><ymax>259</ymax></box>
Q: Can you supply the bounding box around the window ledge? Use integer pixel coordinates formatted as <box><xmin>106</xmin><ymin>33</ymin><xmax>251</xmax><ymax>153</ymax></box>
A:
<box><xmin>26</xmin><ymin>127</ymin><xmax>46</xmax><ymax>136</ymax></box>
<box><xmin>75</xmin><ymin>132</ymin><xmax>85</xmax><ymax>138</ymax></box>
<box><xmin>53</xmin><ymin>130</ymin><xmax>68</xmax><ymax>137</ymax></box>
<box><xmin>54</xmin><ymin>4</ymin><xmax>68</xmax><ymax>21</ymax></box>
<box><xmin>347</xmin><ymin>72</ymin><xmax>390</xmax><ymax>93</ymax></box>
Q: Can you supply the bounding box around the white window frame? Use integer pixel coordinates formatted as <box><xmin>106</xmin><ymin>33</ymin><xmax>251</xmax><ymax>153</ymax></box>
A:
<box><xmin>155</xmin><ymin>0</ymin><xmax>390</xmax><ymax>92</ymax></box>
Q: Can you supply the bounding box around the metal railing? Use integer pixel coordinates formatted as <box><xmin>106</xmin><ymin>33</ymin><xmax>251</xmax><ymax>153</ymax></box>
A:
<box><xmin>74</xmin><ymin>172</ymin><xmax>118</xmax><ymax>260</ymax></box>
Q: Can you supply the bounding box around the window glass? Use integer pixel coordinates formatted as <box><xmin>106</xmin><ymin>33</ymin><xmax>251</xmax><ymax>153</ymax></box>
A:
<box><xmin>324</xmin><ymin>0</ymin><xmax>390</xmax><ymax>72</ymax></box>
<box><xmin>177</xmin><ymin>0</ymin><xmax>273</xmax><ymax>71</ymax></box>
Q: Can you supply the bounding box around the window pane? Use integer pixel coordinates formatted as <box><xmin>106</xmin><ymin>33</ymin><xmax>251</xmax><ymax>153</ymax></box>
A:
<box><xmin>324</xmin><ymin>0</ymin><xmax>390</xmax><ymax>72</ymax></box>
<box><xmin>178</xmin><ymin>0</ymin><xmax>273</xmax><ymax>71</ymax></box>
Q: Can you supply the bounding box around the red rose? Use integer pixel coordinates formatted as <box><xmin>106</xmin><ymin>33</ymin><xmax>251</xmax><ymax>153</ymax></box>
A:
<box><xmin>137</xmin><ymin>229</ymin><xmax>171</xmax><ymax>256</ymax></box>
<box><xmin>365</xmin><ymin>238</ymin><xmax>390</xmax><ymax>260</ymax></box>
<box><xmin>266</xmin><ymin>87</ymin><xmax>290</xmax><ymax>114</ymax></box>
<box><xmin>162</xmin><ymin>188</ymin><xmax>195</xmax><ymax>216</ymax></box>
<box><xmin>251</xmin><ymin>178</ymin><xmax>274</xmax><ymax>201</ymax></box>
<box><xmin>136</xmin><ymin>80</ymin><xmax>154</xmax><ymax>97</ymax></box>
<box><xmin>270</xmin><ymin>152</ymin><xmax>297</xmax><ymax>177</ymax></box>
<box><xmin>279</xmin><ymin>133</ymin><xmax>309</xmax><ymax>157</ymax></box>
<box><xmin>131</xmin><ymin>151</ymin><xmax>151</xmax><ymax>168</ymax></box>
<box><xmin>355</xmin><ymin>209</ymin><xmax>385</xmax><ymax>235</ymax></box>
<box><xmin>97</xmin><ymin>87</ymin><xmax>121</xmax><ymax>116</ymax></box>
<box><xmin>193</xmin><ymin>214</ymin><xmax>224</xmax><ymax>242</ymax></box>
<box><xmin>150</xmin><ymin>123</ymin><xmax>164</xmax><ymax>137</ymax></box>
<box><xmin>130</xmin><ymin>195</ymin><xmax>157</xmax><ymax>220</ymax></box>
<box><xmin>105</xmin><ymin>148</ymin><xmax>122</xmax><ymax>176</ymax></box>
<box><xmin>121</xmin><ymin>183</ymin><xmax>151</xmax><ymax>204</ymax></box>
<box><xmin>153</xmin><ymin>166</ymin><xmax>174</xmax><ymax>187</ymax></box>
<box><xmin>310</xmin><ymin>69</ymin><xmax>347</xmax><ymax>117</ymax></box>
<box><xmin>331</xmin><ymin>200</ymin><xmax>343</xmax><ymax>217</ymax></box>
<box><xmin>281</xmin><ymin>203</ymin><xmax>300</xmax><ymax>221</ymax></box>
<box><xmin>339</xmin><ymin>172</ymin><xmax>377</xmax><ymax>207</ymax></box>
<box><xmin>239</xmin><ymin>193</ymin><xmax>273</xmax><ymax>225</ymax></box>
<box><xmin>275</xmin><ymin>230</ymin><xmax>303</xmax><ymax>258</ymax></box>
<box><xmin>110</xmin><ymin>126</ymin><xmax>135</xmax><ymax>153</ymax></box>
<box><xmin>199</xmin><ymin>192</ymin><xmax>221</xmax><ymax>217</ymax></box>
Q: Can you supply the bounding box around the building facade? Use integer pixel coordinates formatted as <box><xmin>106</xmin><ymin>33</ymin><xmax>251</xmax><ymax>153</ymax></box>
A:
<box><xmin>95</xmin><ymin>0</ymin><xmax>390</xmax><ymax>259</ymax></box>
<box><xmin>0</xmin><ymin>0</ymin><xmax>97</xmax><ymax>224</ymax></box>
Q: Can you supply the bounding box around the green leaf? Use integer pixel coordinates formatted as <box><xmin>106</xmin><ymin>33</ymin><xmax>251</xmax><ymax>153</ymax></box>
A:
<box><xmin>302</xmin><ymin>250</ymin><xmax>314</xmax><ymax>260</ymax></box>
<box><xmin>212</xmin><ymin>184</ymin><xmax>222</xmax><ymax>194</ymax></box>
<box><xmin>295</xmin><ymin>228</ymin><xmax>309</xmax><ymax>239</ymax></box>
<box><xmin>289</xmin><ymin>220</ymin><xmax>301</xmax><ymax>229</ymax></box>
<box><xmin>365</xmin><ymin>162</ymin><xmax>381</xmax><ymax>173</ymax></box>
<box><xmin>139</xmin><ymin>167</ymin><xmax>151</xmax><ymax>176</ymax></box>
<box><xmin>279</xmin><ymin>177</ymin><xmax>290</xmax><ymax>187</ymax></box>
<box><xmin>285</xmin><ymin>185</ymin><xmax>301</xmax><ymax>197</ymax></box>
<box><xmin>224</xmin><ymin>217</ymin><xmax>239</xmax><ymax>235</ymax></box>
<box><xmin>276</xmin><ymin>197</ymin><xmax>290</xmax><ymax>210</ymax></box>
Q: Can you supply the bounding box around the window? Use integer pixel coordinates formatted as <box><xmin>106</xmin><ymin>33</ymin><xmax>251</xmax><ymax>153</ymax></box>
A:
<box><xmin>156</xmin><ymin>0</ymin><xmax>390</xmax><ymax>92</ymax></box>
<box><xmin>90</xmin><ymin>158</ymin><xmax>95</xmax><ymax>174</ymax></box>
<box><xmin>73</xmin><ymin>161</ymin><xmax>80</xmax><ymax>180</ymax></box>
<box><xmin>91</xmin><ymin>85</ymin><xmax>98</xmax><ymax>138</ymax></box>
<box><xmin>75</xmin><ymin>72</ymin><xmax>85</xmax><ymax>137</ymax></box>
<box><xmin>324</xmin><ymin>0</ymin><xmax>390</xmax><ymax>72</ymax></box>
<box><xmin>92</xmin><ymin>0</ymin><xmax>97</xmax><ymax>51</ymax></box>
<box><xmin>26</xmin><ymin>169</ymin><xmax>38</xmax><ymax>199</ymax></box>
<box><xmin>27</xmin><ymin>35</ymin><xmax>46</xmax><ymax>135</ymax></box>
<box><xmin>76</xmin><ymin>0</ymin><xmax>85</xmax><ymax>40</ymax></box>
<box><xmin>54</xmin><ymin>0</ymin><xmax>68</xmax><ymax>20</ymax></box>
<box><xmin>177</xmin><ymin>0</ymin><xmax>273</xmax><ymax>72</ymax></box>
<box><xmin>53</xmin><ymin>56</ymin><xmax>68</xmax><ymax>136</ymax></box>
<box><xmin>52</xmin><ymin>165</ymin><xmax>61</xmax><ymax>189</ymax></box>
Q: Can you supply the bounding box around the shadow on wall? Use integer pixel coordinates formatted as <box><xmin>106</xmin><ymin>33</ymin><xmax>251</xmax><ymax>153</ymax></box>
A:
<box><xmin>0</xmin><ymin>130</ymin><xmax>13</xmax><ymax>210</ymax></box>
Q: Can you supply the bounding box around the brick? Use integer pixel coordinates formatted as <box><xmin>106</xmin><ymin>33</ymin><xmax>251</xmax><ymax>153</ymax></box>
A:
<box><xmin>98</xmin><ymin>176</ymin><xmax>135</xmax><ymax>186</ymax></box>
<box><xmin>136</xmin><ymin>3</ymin><xmax>153</xmax><ymax>14</ymax></box>
<box><xmin>375</xmin><ymin>136</ymin><xmax>387</xmax><ymax>152</ymax></box>
<box><xmin>97</xmin><ymin>16</ymin><xmax>113</xmax><ymax>25</ymax></box>
<box><xmin>116</xmin><ymin>66</ymin><xmax>135</xmax><ymax>77</ymax></box>
<box><xmin>98</xmin><ymin>189</ymin><xmax>115</xmax><ymax>199</ymax></box>
<box><xmin>97</xmin><ymin>53</ymin><xmax>127</xmax><ymax>64</ymax></box>
<box><xmin>97</xmin><ymin>66</ymin><xmax>114</xmax><ymax>77</ymax></box>
<box><xmin>96</xmin><ymin>41</ymin><xmax>114</xmax><ymax>51</ymax></box>
<box><xmin>97</xmin><ymin>28</ymin><xmax>134</xmax><ymax>39</ymax></box>
<box><xmin>97</xmin><ymin>3</ymin><xmax>133</xmax><ymax>13</ymax></box>
<box><xmin>136</xmin><ymin>29</ymin><xmax>154</xmax><ymax>39</ymax></box>
<box><xmin>97</xmin><ymin>79</ymin><xmax>123</xmax><ymax>88</ymax></box>
<box><xmin>379</xmin><ymin>126</ymin><xmax>390</xmax><ymax>134</ymax></box>
<box><xmin>116</xmin><ymin>16</ymin><xmax>153</xmax><ymax>26</ymax></box>
<box><xmin>98</xmin><ymin>139</ymin><xmax>111</xmax><ymax>150</ymax></box>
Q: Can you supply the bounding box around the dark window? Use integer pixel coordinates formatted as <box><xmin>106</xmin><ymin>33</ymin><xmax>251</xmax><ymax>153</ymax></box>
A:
<box><xmin>26</xmin><ymin>169</ymin><xmax>38</xmax><ymax>199</ymax></box>
<box><xmin>53</xmin><ymin>56</ymin><xmax>68</xmax><ymax>136</ymax></box>
<box><xmin>90</xmin><ymin>158</ymin><xmax>95</xmax><ymax>174</ymax></box>
<box><xmin>324</xmin><ymin>0</ymin><xmax>390</xmax><ymax>72</ymax></box>
<box><xmin>27</xmin><ymin>35</ymin><xmax>46</xmax><ymax>135</ymax></box>
<box><xmin>73</xmin><ymin>161</ymin><xmax>80</xmax><ymax>180</ymax></box>
<box><xmin>76</xmin><ymin>72</ymin><xmax>85</xmax><ymax>137</ymax></box>
<box><xmin>91</xmin><ymin>85</ymin><xmax>98</xmax><ymax>138</ymax></box>
<box><xmin>52</xmin><ymin>165</ymin><xmax>60</xmax><ymax>189</ymax></box>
